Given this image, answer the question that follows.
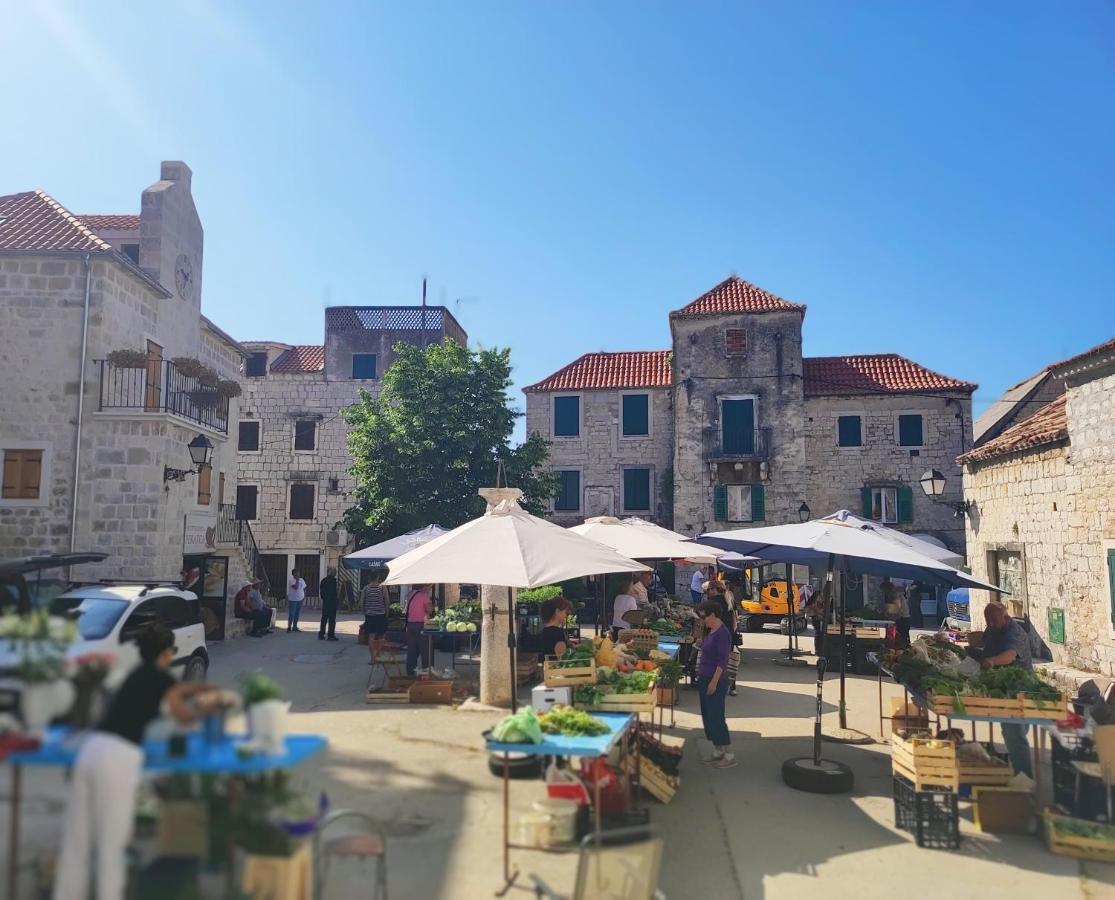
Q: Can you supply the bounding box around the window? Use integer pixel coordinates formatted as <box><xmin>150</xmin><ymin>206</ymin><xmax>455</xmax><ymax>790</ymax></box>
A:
<box><xmin>721</xmin><ymin>397</ymin><xmax>755</xmax><ymax>455</ymax></box>
<box><xmin>991</xmin><ymin>549</ymin><xmax>1027</xmax><ymax>618</ymax></box>
<box><xmin>294</xmin><ymin>419</ymin><xmax>317</xmax><ymax>452</ymax></box>
<box><xmin>289</xmin><ymin>483</ymin><xmax>315</xmax><ymax>520</ymax></box>
<box><xmin>246</xmin><ymin>352</ymin><xmax>268</xmax><ymax>377</ymax></box>
<box><xmin>121</xmin><ymin>243</ymin><xmax>140</xmax><ymax>264</ymax></box>
<box><xmin>622</xmin><ymin>394</ymin><xmax>649</xmax><ymax>437</ymax></box>
<box><xmin>235</xmin><ymin>485</ymin><xmax>258</xmax><ymax>521</ymax></box>
<box><xmin>155</xmin><ymin>595</ymin><xmax>198</xmax><ymax>629</ymax></box>
<box><xmin>554</xmin><ymin>471</ymin><xmax>581</xmax><ymax>512</ymax></box>
<box><xmin>898</xmin><ymin>414</ymin><xmax>924</xmax><ymax>447</ymax></box>
<box><xmin>622</xmin><ymin>468</ymin><xmax>651</xmax><ymax>513</ymax></box>
<box><xmin>861</xmin><ymin>485</ymin><xmax>913</xmax><ymax>525</ymax></box>
<box><xmin>714</xmin><ymin>484</ymin><xmax>765</xmax><ymax>523</ymax></box>
<box><xmin>352</xmin><ymin>353</ymin><xmax>377</xmax><ymax>379</ymax></box>
<box><xmin>837</xmin><ymin>415</ymin><xmax>862</xmax><ymax>447</ymax></box>
<box><xmin>725</xmin><ymin>328</ymin><xmax>746</xmax><ymax>356</ymax></box>
<box><xmin>196</xmin><ymin>464</ymin><xmax>212</xmax><ymax>506</ymax></box>
<box><xmin>238</xmin><ymin>421</ymin><xmax>260</xmax><ymax>452</ymax></box>
<box><xmin>554</xmin><ymin>396</ymin><xmax>580</xmax><ymax>438</ymax></box>
<box><xmin>1</xmin><ymin>449</ymin><xmax>42</xmax><ymax>500</ymax></box>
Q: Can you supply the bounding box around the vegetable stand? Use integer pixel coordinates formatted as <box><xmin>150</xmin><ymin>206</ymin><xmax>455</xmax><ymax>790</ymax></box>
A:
<box><xmin>4</xmin><ymin>729</ymin><xmax>327</xmax><ymax>900</ymax></box>
<box><xmin>485</xmin><ymin>711</ymin><xmax>636</xmax><ymax>896</ymax></box>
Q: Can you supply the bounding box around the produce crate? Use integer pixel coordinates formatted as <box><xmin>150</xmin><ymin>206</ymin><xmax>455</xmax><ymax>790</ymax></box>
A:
<box><xmin>1044</xmin><ymin>809</ymin><xmax>1115</xmax><ymax>862</ymax></box>
<box><xmin>958</xmin><ymin>758</ymin><xmax>1014</xmax><ymax>786</ymax></box>
<box><xmin>1019</xmin><ymin>691</ymin><xmax>1068</xmax><ymax>721</ymax></box>
<box><xmin>891</xmin><ymin>732</ymin><xmax>959</xmax><ymax>792</ymax></box>
<box><xmin>927</xmin><ymin>693</ymin><xmax>1023</xmax><ymax>718</ymax></box>
<box><xmin>618</xmin><ymin>629</ymin><xmax>659</xmax><ymax>655</ymax></box>
<box><xmin>516</xmin><ymin>656</ymin><xmax>540</xmax><ymax>686</ymax></box>
<box><xmin>582</xmin><ymin>685</ymin><xmax>657</xmax><ymax>714</ymax></box>
<box><xmin>625</xmin><ymin>753</ymin><xmax>678</xmax><ymax>804</ymax></box>
<box><xmin>543</xmin><ymin>658</ymin><xmax>597</xmax><ymax>687</ymax></box>
<box><xmin>893</xmin><ymin>774</ymin><xmax>960</xmax><ymax>850</ymax></box>
<box><xmin>638</xmin><ymin>731</ymin><xmax>684</xmax><ymax>776</ymax></box>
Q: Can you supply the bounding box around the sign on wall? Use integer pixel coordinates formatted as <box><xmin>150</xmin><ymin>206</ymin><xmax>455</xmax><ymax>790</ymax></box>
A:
<box><xmin>184</xmin><ymin>512</ymin><xmax>218</xmax><ymax>554</ymax></box>
<box><xmin>1047</xmin><ymin>607</ymin><xmax>1065</xmax><ymax>645</ymax></box>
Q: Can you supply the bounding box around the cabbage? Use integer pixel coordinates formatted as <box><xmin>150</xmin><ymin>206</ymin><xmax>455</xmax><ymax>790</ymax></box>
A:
<box><xmin>491</xmin><ymin>707</ymin><xmax>543</xmax><ymax>744</ymax></box>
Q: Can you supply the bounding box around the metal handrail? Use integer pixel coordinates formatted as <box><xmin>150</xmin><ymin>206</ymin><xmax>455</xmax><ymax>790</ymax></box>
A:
<box><xmin>218</xmin><ymin>503</ymin><xmax>270</xmax><ymax>598</ymax></box>
<box><xmin>96</xmin><ymin>358</ymin><xmax>229</xmax><ymax>434</ymax></box>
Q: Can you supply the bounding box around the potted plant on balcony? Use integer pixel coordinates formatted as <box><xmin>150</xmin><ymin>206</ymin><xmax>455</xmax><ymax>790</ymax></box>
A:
<box><xmin>216</xmin><ymin>379</ymin><xmax>242</xmax><ymax>399</ymax></box>
<box><xmin>106</xmin><ymin>348</ymin><xmax>148</xmax><ymax>368</ymax></box>
<box><xmin>172</xmin><ymin>356</ymin><xmax>209</xmax><ymax>379</ymax></box>
<box><xmin>0</xmin><ymin>610</ymin><xmax>78</xmax><ymax>733</ymax></box>
<box><xmin>188</xmin><ymin>388</ymin><xmax>221</xmax><ymax>409</ymax></box>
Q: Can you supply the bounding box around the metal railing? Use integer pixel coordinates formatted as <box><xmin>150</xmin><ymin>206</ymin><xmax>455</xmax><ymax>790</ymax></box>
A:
<box><xmin>97</xmin><ymin>359</ymin><xmax>230</xmax><ymax>434</ymax></box>
<box><xmin>705</xmin><ymin>425</ymin><xmax>772</xmax><ymax>461</ymax></box>
<box><xmin>217</xmin><ymin>504</ymin><xmax>270</xmax><ymax>598</ymax></box>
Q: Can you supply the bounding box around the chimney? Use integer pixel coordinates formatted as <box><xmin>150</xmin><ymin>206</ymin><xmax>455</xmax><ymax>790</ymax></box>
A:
<box><xmin>160</xmin><ymin>160</ymin><xmax>192</xmax><ymax>188</ymax></box>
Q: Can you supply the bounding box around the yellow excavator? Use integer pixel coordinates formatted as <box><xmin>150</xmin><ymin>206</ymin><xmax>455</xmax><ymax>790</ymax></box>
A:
<box><xmin>739</xmin><ymin>579</ymin><xmax>807</xmax><ymax>633</ymax></box>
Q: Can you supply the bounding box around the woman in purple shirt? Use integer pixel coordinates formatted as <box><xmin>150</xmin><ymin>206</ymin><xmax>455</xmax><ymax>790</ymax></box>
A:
<box><xmin>696</xmin><ymin>600</ymin><xmax>735</xmax><ymax>768</ymax></box>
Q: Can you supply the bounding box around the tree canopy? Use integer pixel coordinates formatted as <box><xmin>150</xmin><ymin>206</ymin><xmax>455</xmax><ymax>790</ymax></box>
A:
<box><xmin>342</xmin><ymin>340</ymin><xmax>557</xmax><ymax>545</ymax></box>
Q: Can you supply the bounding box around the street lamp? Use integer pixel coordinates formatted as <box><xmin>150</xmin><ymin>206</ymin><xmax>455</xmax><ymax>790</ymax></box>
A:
<box><xmin>797</xmin><ymin>502</ymin><xmax>811</xmax><ymax>523</ymax></box>
<box><xmin>918</xmin><ymin>468</ymin><xmax>971</xmax><ymax>517</ymax></box>
<box><xmin>165</xmin><ymin>433</ymin><xmax>214</xmax><ymax>483</ymax></box>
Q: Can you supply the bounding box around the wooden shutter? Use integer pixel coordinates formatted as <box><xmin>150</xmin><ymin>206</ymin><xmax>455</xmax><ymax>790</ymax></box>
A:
<box><xmin>722</xmin><ymin>399</ymin><xmax>755</xmax><ymax>454</ymax></box>
<box><xmin>897</xmin><ymin>485</ymin><xmax>914</xmax><ymax>523</ymax></box>
<box><xmin>2</xmin><ymin>450</ymin><xmax>42</xmax><ymax>499</ymax></box>
<box><xmin>1108</xmin><ymin>550</ymin><xmax>1115</xmax><ymax>626</ymax></box>
<box><xmin>554</xmin><ymin>396</ymin><xmax>579</xmax><ymax>437</ymax></box>
<box><xmin>197</xmin><ymin>464</ymin><xmax>212</xmax><ymax>505</ymax></box>
<box><xmin>235</xmin><ymin>485</ymin><xmax>258</xmax><ymax>521</ymax></box>
<box><xmin>861</xmin><ymin>486</ymin><xmax>873</xmax><ymax>518</ymax></box>
<box><xmin>622</xmin><ymin>395</ymin><xmax>649</xmax><ymax>436</ymax></box>
<box><xmin>714</xmin><ymin>485</ymin><xmax>728</xmax><ymax>521</ymax></box>
<box><xmin>751</xmin><ymin>484</ymin><xmax>766</xmax><ymax>522</ymax></box>
<box><xmin>289</xmin><ymin>483</ymin><xmax>315</xmax><ymax>519</ymax></box>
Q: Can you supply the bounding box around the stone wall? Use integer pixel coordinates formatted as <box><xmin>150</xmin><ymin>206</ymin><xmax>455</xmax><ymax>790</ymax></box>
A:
<box><xmin>804</xmin><ymin>393</ymin><xmax>972</xmax><ymax>554</ymax></box>
<box><xmin>524</xmin><ymin>387</ymin><xmax>673</xmax><ymax>525</ymax></box>
<box><xmin>964</xmin><ymin>369</ymin><xmax>1115</xmax><ymax>674</ymax></box>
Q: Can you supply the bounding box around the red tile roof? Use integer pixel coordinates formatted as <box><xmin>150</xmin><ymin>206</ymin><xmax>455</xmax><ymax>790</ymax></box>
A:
<box><xmin>959</xmin><ymin>394</ymin><xmax>1068</xmax><ymax>465</ymax></box>
<box><xmin>803</xmin><ymin>354</ymin><xmax>976</xmax><ymax>396</ymax></box>
<box><xmin>525</xmin><ymin>351</ymin><xmax>672</xmax><ymax>392</ymax></box>
<box><xmin>269</xmin><ymin>345</ymin><xmax>325</xmax><ymax>374</ymax></box>
<box><xmin>78</xmin><ymin>214</ymin><xmax>140</xmax><ymax>232</ymax></box>
<box><xmin>672</xmin><ymin>275</ymin><xmax>806</xmax><ymax>318</ymax></box>
<box><xmin>0</xmin><ymin>191</ymin><xmax>112</xmax><ymax>252</ymax></box>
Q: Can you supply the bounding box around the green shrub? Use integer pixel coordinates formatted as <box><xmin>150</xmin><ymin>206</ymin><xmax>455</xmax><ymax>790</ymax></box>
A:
<box><xmin>517</xmin><ymin>585</ymin><xmax>563</xmax><ymax>607</ymax></box>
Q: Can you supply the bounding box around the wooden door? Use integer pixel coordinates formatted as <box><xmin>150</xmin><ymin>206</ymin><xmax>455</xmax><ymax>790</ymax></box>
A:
<box><xmin>144</xmin><ymin>340</ymin><xmax>163</xmax><ymax>411</ymax></box>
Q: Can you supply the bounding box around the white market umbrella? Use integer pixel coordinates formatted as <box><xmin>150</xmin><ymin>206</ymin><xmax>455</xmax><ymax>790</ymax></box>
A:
<box><xmin>569</xmin><ymin>516</ymin><xmax>724</xmax><ymax>563</ymax></box>
<box><xmin>342</xmin><ymin>524</ymin><xmax>450</xmax><ymax>570</ymax></box>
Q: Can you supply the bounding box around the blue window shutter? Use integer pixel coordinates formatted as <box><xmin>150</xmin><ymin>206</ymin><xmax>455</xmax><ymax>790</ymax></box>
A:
<box><xmin>750</xmin><ymin>484</ymin><xmax>765</xmax><ymax>521</ymax></box>
<box><xmin>623</xmin><ymin>468</ymin><xmax>651</xmax><ymax>512</ymax></box>
<box><xmin>554</xmin><ymin>396</ymin><xmax>579</xmax><ymax>437</ymax></box>
<box><xmin>1107</xmin><ymin>550</ymin><xmax>1115</xmax><ymax>626</ymax></box>
<box><xmin>722</xmin><ymin>399</ymin><xmax>755</xmax><ymax>454</ymax></box>
<box><xmin>838</xmin><ymin>416</ymin><xmax>862</xmax><ymax>447</ymax></box>
<box><xmin>897</xmin><ymin>485</ymin><xmax>914</xmax><ymax>523</ymax></box>
<box><xmin>622</xmin><ymin>394</ymin><xmax>649</xmax><ymax>436</ymax></box>
<box><xmin>898</xmin><ymin>414</ymin><xmax>923</xmax><ymax>447</ymax></box>
<box><xmin>861</xmin><ymin>486</ymin><xmax>873</xmax><ymax>518</ymax></box>
<box><xmin>714</xmin><ymin>485</ymin><xmax>728</xmax><ymax>521</ymax></box>
<box><xmin>555</xmin><ymin>471</ymin><xmax>580</xmax><ymax>511</ymax></box>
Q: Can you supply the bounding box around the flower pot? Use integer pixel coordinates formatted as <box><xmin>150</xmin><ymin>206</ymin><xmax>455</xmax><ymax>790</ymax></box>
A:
<box><xmin>247</xmin><ymin>699</ymin><xmax>290</xmax><ymax>755</ymax></box>
<box><xmin>21</xmin><ymin>679</ymin><xmax>73</xmax><ymax>734</ymax></box>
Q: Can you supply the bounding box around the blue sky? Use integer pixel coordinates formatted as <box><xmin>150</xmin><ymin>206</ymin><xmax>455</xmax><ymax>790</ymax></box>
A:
<box><xmin>2</xmin><ymin>1</ymin><xmax>1112</xmax><ymax>438</ymax></box>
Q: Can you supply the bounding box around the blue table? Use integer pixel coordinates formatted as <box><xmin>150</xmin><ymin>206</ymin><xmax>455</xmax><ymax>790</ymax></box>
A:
<box><xmin>656</xmin><ymin>639</ymin><xmax>681</xmax><ymax>658</ymax></box>
<box><xmin>486</xmin><ymin>712</ymin><xmax>637</xmax><ymax>894</ymax></box>
<box><xmin>5</xmin><ymin>730</ymin><xmax>327</xmax><ymax>898</ymax></box>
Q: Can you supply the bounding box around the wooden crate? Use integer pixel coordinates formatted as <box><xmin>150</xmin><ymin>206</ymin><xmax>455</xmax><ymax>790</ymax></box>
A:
<box><xmin>891</xmin><ymin>732</ymin><xmax>959</xmax><ymax>792</ymax></box>
<box><xmin>1019</xmin><ymin>692</ymin><xmax>1068</xmax><ymax>721</ymax></box>
<box><xmin>928</xmin><ymin>693</ymin><xmax>1023</xmax><ymax>718</ymax></box>
<box><xmin>1044</xmin><ymin>810</ymin><xmax>1115</xmax><ymax>863</ymax></box>
<box><xmin>543</xmin><ymin>658</ymin><xmax>597</xmax><ymax>687</ymax></box>
<box><xmin>958</xmin><ymin>759</ymin><xmax>1014</xmax><ymax>786</ymax></box>
<box><xmin>626</xmin><ymin>754</ymin><xmax>678</xmax><ymax>804</ymax></box>
<box><xmin>516</xmin><ymin>657</ymin><xmax>540</xmax><ymax>686</ymax></box>
<box><xmin>582</xmin><ymin>685</ymin><xmax>658</xmax><ymax>714</ymax></box>
<box><xmin>408</xmin><ymin>680</ymin><xmax>454</xmax><ymax>705</ymax></box>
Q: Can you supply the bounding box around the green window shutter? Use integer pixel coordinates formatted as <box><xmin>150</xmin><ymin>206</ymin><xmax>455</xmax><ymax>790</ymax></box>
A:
<box><xmin>861</xmin><ymin>486</ymin><xmax>873</xmax><ymax>518</ymax></box>
<box><xmin>750</xmin><ymin>484</ymin><xmax>765</xmax><ymax>521</ymax></box>
<box><xmin>623</xmin><ymin>468</ymin><xmax>651</xmax><ymax>512</ymax></box>
<box><xmin>722</xmin><ymin>399</ymin><xmax>755</xmax><ymax>454</ymax></box>
<box><xmin>554</xmin><ymin>396</ymin><xmax>579</xmax><ymax>437</ymax></box>
<box><xmin>897</xmin><ymin>485</ymin><xmax>914</xmax><ymax>523</ymax></box>
<box><xmin>555</xmin><ymin>471</ymin><xmax>580</xmax><ymax>511</ymax></box>
<box><xmin>714</xmin><ymin>485</ymin><xmax>728</xmax><ymax>521</ymax></box>
<box><xmin>898</xmin><ymin>414</ymin><xmax>923</xmax><ymax>447</ymax></box>
<box><xmin>1108</xmin><ymin>550</ymin><xmax>1115</xmax><ymax>626</ymax></box>
<box><xmin>622</xmin><ymin>394</ymin><xmax>649</xmax><ymax>436</ymax></box>
<box><xmin>838</xmin><ymin>415</ymin><xmax>862</xmax><ymax>447</ymax></box>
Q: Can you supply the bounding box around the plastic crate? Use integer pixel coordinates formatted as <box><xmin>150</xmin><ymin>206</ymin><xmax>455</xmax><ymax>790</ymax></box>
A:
<box><xmin>892</xmin><ymin>774</ymin><xmax>960</xmax><ymax>850</ymax></box>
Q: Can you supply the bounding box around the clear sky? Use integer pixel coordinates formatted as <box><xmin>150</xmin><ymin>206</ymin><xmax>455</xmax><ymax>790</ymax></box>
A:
<box><xmin>2</xmin><ymin>1</ymin><xmax>1112</xmax><ymax>438</ymax></box>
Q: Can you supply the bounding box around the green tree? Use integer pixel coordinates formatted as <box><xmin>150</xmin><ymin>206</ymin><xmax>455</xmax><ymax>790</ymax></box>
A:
<box><xmin>343</xmin><ymin>340</ymin><xmax>558</xmax><ymax>545</ymax></box>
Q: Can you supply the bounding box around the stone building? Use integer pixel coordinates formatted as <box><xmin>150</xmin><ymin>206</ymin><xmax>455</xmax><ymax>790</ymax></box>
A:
<box><xmin>238</xmin><ymin>306</ymin><xmax>468</xmax><ymax>600</ymax></box>
<box><xmin>961</xmin><ymin>337</ymin><xmax>1115</xmax><ymax>675</ymax></box>
<box><xmin>525</xmin><ymin>275</ymin><xmax>976</xmax><ymax>599</ymax></box>
<box><xmin>0</xmin><ymin>161</ymin><xmax>259</xmax><ymax>637</ymax></box>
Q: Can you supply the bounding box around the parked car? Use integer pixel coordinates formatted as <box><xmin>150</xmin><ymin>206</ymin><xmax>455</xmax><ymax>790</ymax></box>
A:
<box><xmin>943</xmin><ymin>587</ymin><xmax>970</xmax><ymax>632</ymax></box>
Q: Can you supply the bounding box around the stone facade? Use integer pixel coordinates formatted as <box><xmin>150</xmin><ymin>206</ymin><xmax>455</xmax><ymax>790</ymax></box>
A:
<box><xmin>963</xmin><ymin>345</ymin><xmax>1115</xmax><ymax>675</ymax></box>
<box><xmin>0</xmin><ymin>162</ymin><xmax>251</xmax><ymax>638</ymax></box>
<box><xmin>238</xmin><ymin>307</ymin><xmax>468</xmax><ymax>598</ymax></box>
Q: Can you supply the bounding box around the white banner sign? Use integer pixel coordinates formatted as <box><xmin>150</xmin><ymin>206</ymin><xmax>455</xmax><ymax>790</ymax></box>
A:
<box><xmin>184</xmin><ymin>512</ymin><xmax>218</xmax><ymax>554</ymax></box>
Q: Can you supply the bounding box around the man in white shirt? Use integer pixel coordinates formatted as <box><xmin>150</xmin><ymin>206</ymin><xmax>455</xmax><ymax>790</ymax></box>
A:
<box><xmin>630</xmin><ymin>571</ymin><xmax>652</xmax><ymax>605</ymax></box>
<box><xmin>611</xmin><ymin>592</ymin><xmax>642</xmax><ymax>640</ymax></box>
<box><xmin>690</xmin><ymin>568</ymin><xmax>705</xmax><ymax>605</ymax></box>
<box><xmin>286</xmin><ymin>569</ymin><xmax>307</xmax><ymax>633</ymax></box>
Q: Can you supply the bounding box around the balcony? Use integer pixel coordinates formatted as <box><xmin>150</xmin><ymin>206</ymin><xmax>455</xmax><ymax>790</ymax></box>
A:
<box><xmin>97</xmin><ymin>359</ymin><xmax>230</xmax><ymax>434</ymax></box>
<box><xmin>704</xmin><ymin>425</ymin><xmax>772</xmax><ymax>462</ymax></box>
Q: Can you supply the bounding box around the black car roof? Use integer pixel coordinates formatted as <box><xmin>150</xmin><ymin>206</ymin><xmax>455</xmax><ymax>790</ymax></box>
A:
<box><xmin>0</xmin><ymin>552</ymin><xmax>108</xmax><ymax>578</ymax></box>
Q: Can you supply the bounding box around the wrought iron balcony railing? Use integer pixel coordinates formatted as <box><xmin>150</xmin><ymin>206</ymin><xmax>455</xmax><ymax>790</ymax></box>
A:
<box><xmin>97</xmin><ymin>359</ymin><xmax>230</xmax><ymax>434</ymax></box>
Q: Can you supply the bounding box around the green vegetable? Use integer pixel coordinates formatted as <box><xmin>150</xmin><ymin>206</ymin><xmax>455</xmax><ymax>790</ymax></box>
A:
<box><xmin>575</xmin><ymin>684</ymin><xmax>605</xmax><ymax>706</ymax></box>
<box><xmin>491</xmin><ymin>707</ymin><xmax>544</xmax><ymax>744</ymax></box>
<box><xmin>648</xmin><ymin>618</ymin><xmax>681</xmax><ymax>635</ymax></box>
<box><xmin>539</xmin><ymin>707</ymin><xmax>609</xmax><ymax>736</ymax></box>
<box><xmin>241</xmin><ymin>671</ymin><xmax>284</xmax><ymax>705</ymax></box>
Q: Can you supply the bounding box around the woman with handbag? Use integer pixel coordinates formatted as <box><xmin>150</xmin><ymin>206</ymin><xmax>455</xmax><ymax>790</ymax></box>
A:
<box><xmin>404</xmin><ymin>584</ymin><xmax>435</xmax><ymax>675</ymax></box>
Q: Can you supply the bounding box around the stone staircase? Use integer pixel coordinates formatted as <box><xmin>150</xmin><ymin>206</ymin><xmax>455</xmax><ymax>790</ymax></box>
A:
<box><xmin>216</xmin><ymin>504</ymin><xmax>273</xmax><ymax>640</ymax></box>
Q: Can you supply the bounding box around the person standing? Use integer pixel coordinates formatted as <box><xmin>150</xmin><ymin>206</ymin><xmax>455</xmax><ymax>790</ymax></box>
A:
<box><xmin>405</xmin><ymin>584</ymin><xmax>435</xmax><ymax>675</ymax></box>
<box><xmin>287</xmin><ymin>568</ymin><xmax>306</xmax><ymax>633</ymax></box>
<box><xmin>611</xmin><ymin>579</ymin><xmax>643</xmax><ymax>641</ymax></box>
<box><xmin>980</xmin><ymin>601</ymin><xmax>1035</xmax><ymax>776</ymax></box>
<box><xmin>630</xmin><ymin>571</ymin><xmax>652</xmax><ymax>605</ymax></box>
<box><xmin>695</xmin><ymin>601</ymin><xmax>735</xmax><ymax>768</ymax></box>
<box><xmin>361</xmin><ymin>570</ymin><xmax>389</xmax><ymax>664</ymax></box>
<box><xmin>537</xmin><ymin>597</ymin><xmax>571</xmax><ymax>661</ymax></box>
<box><xmin>318</xmin><ymin>568</ymin><xmax>339</xmax><ymax>641</ymax></box>
<box><xmin>690</xmin><ymin>567</ymin><xmax>705</xmax><ymax>605</ymax></box>
<box><xmin>53</xmin><ymin>624</ymin><xmax>218</xmax><ymax>900</ymax></box>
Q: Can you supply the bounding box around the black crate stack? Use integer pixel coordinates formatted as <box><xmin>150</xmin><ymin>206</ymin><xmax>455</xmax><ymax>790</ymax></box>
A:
<box><xmin>893</xmin><ymin>774</ymin><xmax>960</xmax><ymax>849</ymax></box>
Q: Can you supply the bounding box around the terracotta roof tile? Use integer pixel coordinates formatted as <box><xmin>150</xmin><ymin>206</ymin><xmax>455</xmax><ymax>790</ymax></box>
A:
<box><xmin>803</xmin><ymin>354</ymin><xmax>976</xmax><ymax>396</ymax></box>
<box><xmin>959</xmin><ymin>394</ymin><xmax>1068</xmax><ymax>465</ymax></box>
<box><xmin>0</xmin><ymin>191</ymin><xmax>112</xmax><ymax>252</ymax></box>
<box><xmin>269</xmin><ymin>345</ymin><xmax>325</xmax><ymax>374</ymax></box>
<box><xmin>78</xmin><ymin>214</ymin><xmax>140</xmax><ymax>232</ymax></box>
<box><xmin>672</xmin><ymin>275</ymin><xmax>806</xmax><ymax>318</ymax></box>
<box><xmin>525</xmin><ymin>351</ymin><xmax>672</xmax><ymax>392</ymax></box>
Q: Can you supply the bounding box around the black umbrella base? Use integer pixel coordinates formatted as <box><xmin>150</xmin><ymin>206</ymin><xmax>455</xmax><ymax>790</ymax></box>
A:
<box><xmin>822</xmin><ymin>727</ymin><xmax>875</xmax><ymax>746</ymax></box>
<box><xmin>774</xmin><ymin>657</ymin><xmax>809</xmax><ymax>668</ymax></box>
<box><xmin>782</xmin><ymin>757</ymin><xmax>855</xmax><ymax>793</ymax></box>
<box><xmin>779</xmin><ymin>647</ymin><xmax>809</xmax><ymax>656</ymax></box>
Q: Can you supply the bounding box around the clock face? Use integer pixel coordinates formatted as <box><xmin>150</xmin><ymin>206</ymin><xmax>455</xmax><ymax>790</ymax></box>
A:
<box><xmin>174</xmin><ymin>253</ymin><xmax>194</xmax><ymax>300</ymax></box>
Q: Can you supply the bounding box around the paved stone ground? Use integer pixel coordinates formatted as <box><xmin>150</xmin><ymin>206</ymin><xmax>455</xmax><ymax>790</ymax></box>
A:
<box><xmin>5</xmin><ymin>613</ymin><xmax>1115</xmax><ymax>899</ymax></box>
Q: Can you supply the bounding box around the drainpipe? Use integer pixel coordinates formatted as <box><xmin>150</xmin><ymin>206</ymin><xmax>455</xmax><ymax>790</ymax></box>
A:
<box><xmin>69</xmin><ymin>253</ymin><xmax>93</xmax><ymax>552</ymax></box>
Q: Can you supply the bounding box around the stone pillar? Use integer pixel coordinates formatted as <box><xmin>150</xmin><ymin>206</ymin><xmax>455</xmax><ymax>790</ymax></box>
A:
<box><xmin>479</xmin><ymin>487</ymin><xmax>523</xmax><ymax>708</ymax></box>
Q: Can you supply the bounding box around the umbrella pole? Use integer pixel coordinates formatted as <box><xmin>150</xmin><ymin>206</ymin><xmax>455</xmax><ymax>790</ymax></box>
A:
<box><xmin>823</xmin><ymin>559</ymin><xmax>873</xmax><ymax>745</ymax></box>
<box><xmin>506</xmin><ymin>587</ymin><xmax>518</xmax><ymax>713</ymax></box>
